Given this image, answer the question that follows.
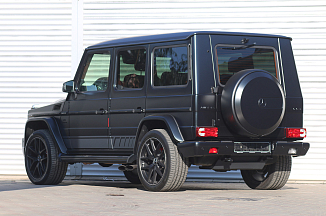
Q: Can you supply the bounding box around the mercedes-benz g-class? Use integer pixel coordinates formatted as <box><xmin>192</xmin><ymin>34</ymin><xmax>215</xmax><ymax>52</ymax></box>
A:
<box><xmin>23</xmin><ymin>31</ymin><xmax>309</xmax><ymax>191</ymax></box>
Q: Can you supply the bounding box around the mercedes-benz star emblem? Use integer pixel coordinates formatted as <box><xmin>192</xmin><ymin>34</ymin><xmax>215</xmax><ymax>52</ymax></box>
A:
<box><xmin>258</xmin><ymin>98</ymin><xmax>267</xmax><ymax>108</ymax></box>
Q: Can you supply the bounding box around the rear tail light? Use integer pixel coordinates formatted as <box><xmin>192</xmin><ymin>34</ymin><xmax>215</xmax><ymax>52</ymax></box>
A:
<box><xmin>196</xmin><ymin>127</ymin><xmax>218</xmax><ymax>137</ymax></box>
<box><xmin>286</xmin><ymin>128</ymin><xmax>307</xmax><ymax>138</ymax></box>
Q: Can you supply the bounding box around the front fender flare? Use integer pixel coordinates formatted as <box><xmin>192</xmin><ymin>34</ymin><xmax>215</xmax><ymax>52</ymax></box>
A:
<box><xmin>25</xmin><ymin>117</ymin><xmax>67</xmax><ymax>154</ymax></box>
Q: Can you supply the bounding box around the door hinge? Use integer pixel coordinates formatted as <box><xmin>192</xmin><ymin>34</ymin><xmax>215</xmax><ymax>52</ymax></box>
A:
<box><xmin>211</xmin><ymin>86</ymin><xmax>219</xmax><ymax>94</ymax></box>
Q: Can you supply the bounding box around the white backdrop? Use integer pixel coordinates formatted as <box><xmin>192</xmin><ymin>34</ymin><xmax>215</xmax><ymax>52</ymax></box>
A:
<box><xmin>0</xmin><ymin>0</ymin><xmax>325</xmax><ymax>180</ymax></box>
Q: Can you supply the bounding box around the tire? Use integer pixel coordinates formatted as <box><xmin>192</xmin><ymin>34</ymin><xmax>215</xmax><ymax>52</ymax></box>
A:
<box><xmin>221</xmin><ymin>69</ymin><xmax>285</xmax><ymax>137</ymax></box>
<box><xmin>241</xmin><ymin>156</ymin><xmax>292</xmax><ymax>190</ymax></box>
<box><xmin>123</xmin><ymin>170</ymin><xmax>141</xmax><ymax>184</ymax></box>
<box><xmin>137</xmin><ymin>129</ymin><xmax>188</xmax><ymax>192</ymax></box>
<box><xmin>24</xmin><ymin>129</ymin><xmax>68</xmax><ymax>185</ymax></box>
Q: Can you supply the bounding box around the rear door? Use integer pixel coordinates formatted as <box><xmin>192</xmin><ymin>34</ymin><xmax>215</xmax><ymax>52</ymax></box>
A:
<box><xmin>210</xmin><ymin>35</ymin><xmax>293</xmax><ymax>138</ymax></box>
<box><xmin>109</xmin><ymin>46</ymin><xmax>147</xmax><ymax>149</ymax></box>
<box><xmin>146</xmin><ymin>41</ymin><xmax>193</xmax><ymax>140</ymax></box>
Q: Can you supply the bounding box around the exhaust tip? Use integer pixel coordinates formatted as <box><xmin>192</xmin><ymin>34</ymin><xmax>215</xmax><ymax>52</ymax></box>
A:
<box><xmin>125</xmin><ymin>165</ymin><xmax>137</xmax><ymax>171</ymax></box>
<box><xmin>118</xmin><ymin>165</ymin><xmax>126</xmax><ymax>171</ymax></box>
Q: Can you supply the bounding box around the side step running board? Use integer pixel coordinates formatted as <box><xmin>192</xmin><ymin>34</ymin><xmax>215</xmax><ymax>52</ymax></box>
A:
<box><xmin>59</xmin><ymin>154</ymin><xmax>129</xmax><ymax>164</ymax></box>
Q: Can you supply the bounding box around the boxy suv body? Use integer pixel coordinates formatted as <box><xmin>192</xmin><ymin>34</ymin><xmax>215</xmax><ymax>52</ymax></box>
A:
<box><xmin>23</xmin><ymin>31</ymin><xmax>309</xmax><ymax>191</ymax></box>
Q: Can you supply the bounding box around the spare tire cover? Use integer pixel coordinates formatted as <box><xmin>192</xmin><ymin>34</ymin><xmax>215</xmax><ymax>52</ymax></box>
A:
<box><xmin>221</xmin><ymin>69</ymin><xmax>285</xmax><ymax>137</ymax></box>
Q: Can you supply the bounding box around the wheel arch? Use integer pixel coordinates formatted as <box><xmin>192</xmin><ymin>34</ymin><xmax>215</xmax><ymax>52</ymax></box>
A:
<box><xmin>133</xmin><ymin>115</ymin><xmax>184</xmax><ymax>156</ymax></box>
<box><xmin>24</xmin><ymin>117</ymin><xmax>67</xmax><ymax>154</ymax></box>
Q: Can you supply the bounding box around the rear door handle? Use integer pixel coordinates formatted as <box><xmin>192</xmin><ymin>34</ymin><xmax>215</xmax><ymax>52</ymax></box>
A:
<box><xmin>135</xmin><ymin>107</ymin><xmax>144</xmax><ymax>113</ymax></box>
<box><xmin>96</xmin><ymin>109</ymin><xmax>108</xmax><ymax>115</ymax></box>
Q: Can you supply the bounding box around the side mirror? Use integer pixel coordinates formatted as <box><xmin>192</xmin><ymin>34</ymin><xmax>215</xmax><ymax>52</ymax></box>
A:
<box><xmin>62</xmin><ymin>80</ymin><xmax>74</xmax><ymax>93</ymax></box>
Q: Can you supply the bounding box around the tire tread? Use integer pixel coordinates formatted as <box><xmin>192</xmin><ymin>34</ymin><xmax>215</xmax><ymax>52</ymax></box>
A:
<box><xmin>241</xmin><ymin>156</ymin><xmax>291</xmax><ymax>190</ymax></box>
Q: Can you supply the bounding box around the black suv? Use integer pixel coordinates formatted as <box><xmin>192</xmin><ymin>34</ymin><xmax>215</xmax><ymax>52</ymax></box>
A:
<box><xmin>23</xmin><ymin>31</ymin><xmax>309</xmax><ymax>191</ymax></box>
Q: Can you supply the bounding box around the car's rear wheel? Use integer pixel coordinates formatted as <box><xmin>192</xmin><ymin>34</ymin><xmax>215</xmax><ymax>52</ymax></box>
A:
<box><xmin>25</xmin><ymin>129</ymin><xmax>68</xmax><ymax>185</ymax></box>
<box><xmin>241</xmin><ymin>156</ymin><xmax>291</xmax><ymax>190</ymax></box>
<box><xmin>137</xmin><ymin>129</ymin><xmax>188</xmax><ymax>192</ymax></box>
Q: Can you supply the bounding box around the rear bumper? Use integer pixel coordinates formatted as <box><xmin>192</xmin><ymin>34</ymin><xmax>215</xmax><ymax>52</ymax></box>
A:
<box><xmin>178</xmin><ymin>140</ymin><xmax>310</xmax><ymax>158</ymax></box>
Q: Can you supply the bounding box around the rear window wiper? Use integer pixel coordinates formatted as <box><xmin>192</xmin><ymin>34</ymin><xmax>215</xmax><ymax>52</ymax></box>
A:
<box><xmin>222</xmin><ymin>43</ymin><xmax>257</xmax><ymax>50</ymax></box>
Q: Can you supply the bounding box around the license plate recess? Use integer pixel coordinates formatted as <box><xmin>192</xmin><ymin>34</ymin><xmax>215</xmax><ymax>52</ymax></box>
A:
<box><xmin>234</xmin><ymin>142</ymin><xmax>270</xmax><ymax>153</ymax></box>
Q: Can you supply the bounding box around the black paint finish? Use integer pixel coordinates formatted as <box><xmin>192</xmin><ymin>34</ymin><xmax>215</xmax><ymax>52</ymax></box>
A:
<box><xmin>25</xmin><ymin>31</ymin><xmax>309</xmax><ymax>168</ymax></box>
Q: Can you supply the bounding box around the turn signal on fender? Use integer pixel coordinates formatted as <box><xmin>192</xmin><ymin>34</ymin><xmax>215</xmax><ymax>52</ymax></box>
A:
<box><xmin>286</xmin><ymin>128</ymin><xmax>307</xmax><ymax>138</ymax></box>
<box><xmin>196</xmin><ymin>127</ymin><xmax>218</xmax><ymax>137</ymax></box>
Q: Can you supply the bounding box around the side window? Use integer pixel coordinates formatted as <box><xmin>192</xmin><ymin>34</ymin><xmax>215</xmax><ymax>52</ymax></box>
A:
<box><xmin>216</xmin><ymin>46</ymin><xmax>278</xmax><ymax>85</ymax></box>
<box><xmin>153</xmin><ymin>46</ymin><xmax>188</xmax><ymax>86</ymax></box>
<box><xmin>116</xmin><ymin>48</ymin><xmax>146</xmax><ymax>89</ymax></box>
<box><xmin>79</xmin><ymin>52</ymin><xmax>111</xmax><ymax>92</ymax></box>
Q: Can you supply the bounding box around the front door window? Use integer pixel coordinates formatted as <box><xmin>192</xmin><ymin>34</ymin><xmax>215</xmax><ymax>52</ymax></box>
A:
<box><xmin>79</xmin><ymin>53</ymin><xmax>111</xmax><ymax>92</ymax></box>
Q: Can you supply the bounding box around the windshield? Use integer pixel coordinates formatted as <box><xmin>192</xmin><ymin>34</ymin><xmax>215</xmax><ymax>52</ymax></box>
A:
<box><xmin>216</xmin><ymin>46</ymin><xmax>278</xmax><ymax>85</ymax></box>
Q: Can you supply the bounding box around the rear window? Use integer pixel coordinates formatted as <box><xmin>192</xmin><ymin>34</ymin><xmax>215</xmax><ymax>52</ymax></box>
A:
<box><xmin>216</xmin><ymin>46</ymin><xmax>278</xmax><ymax>85</ymax></box>
<box><xmin>153</xmin><ymin>46</ymin><xmax>188</xmax><ymax>86</ymax></box>
<box><xmin>116</xmin><ymin>48</ymin><xmax>146</xmax><ymax>89</ymax></box>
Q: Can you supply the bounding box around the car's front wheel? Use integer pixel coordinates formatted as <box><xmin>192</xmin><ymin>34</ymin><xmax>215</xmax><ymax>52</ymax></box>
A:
<box><xmin>241</xmin><ymin>156</ymin><xmax>292</xmax><ymax>190</ymax></box>
<box><xmin>137</xmin><ymin>129</ymin><xmax>188</xmax><ymax>192</ymax></box>
<box><xmin>25</xmin><ymin>129</ymin><xmax>68</xmax><ymax>185</ymax></box>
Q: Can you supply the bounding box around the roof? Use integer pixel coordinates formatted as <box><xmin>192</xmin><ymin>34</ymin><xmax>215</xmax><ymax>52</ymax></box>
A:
<box><xmin>87</xmin><ymin>31</ymin><xmax>291</xmax><ymax>50</ymax></box>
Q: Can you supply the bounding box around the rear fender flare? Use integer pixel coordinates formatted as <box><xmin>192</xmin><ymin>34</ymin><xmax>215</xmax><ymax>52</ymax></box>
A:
<box><xmin>133</xmin><ymin>115</ymin><xmax>184</xmax><ymax>155</ymax></box>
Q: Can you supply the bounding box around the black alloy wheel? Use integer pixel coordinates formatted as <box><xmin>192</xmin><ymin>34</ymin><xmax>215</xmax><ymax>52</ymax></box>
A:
<box><xmin>139</xmin><ymin>137</ymin><xmax>166</xmax><ymax>185</ymax></box>
<box><xmin>25</xmin><ymin>136</ymin><xmax>48</xmax><ymax>180</ymax></box>
<box><xmin>25</xmin><ymin>130</ymin><xmax>67</xmax><ymax>185</ymax></box>
<box><xmin>137</xmin><ymin>129</ymin><xmax>188</xmax><ymax>192</ymax></box>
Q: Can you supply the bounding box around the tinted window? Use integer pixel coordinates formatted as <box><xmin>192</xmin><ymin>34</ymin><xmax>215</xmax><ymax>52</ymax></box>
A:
<box><xmin>80</xmin><ymin>52</ymin><xmax>111</xmax><ymax>92</ymax></box>
<box><xmin>153</xmin><ymin>46</ymin><xmax>188</xmax><ymax>86</ymax></box>
<box><xmin>116</xmin><ymin>48</ymin><xmax>146</xmax><ymax>89</ymax></box>
<box><xmin>216</xmin><ymin>46</ymin><xmax>277</xmax><ymax>85</ymax></box>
